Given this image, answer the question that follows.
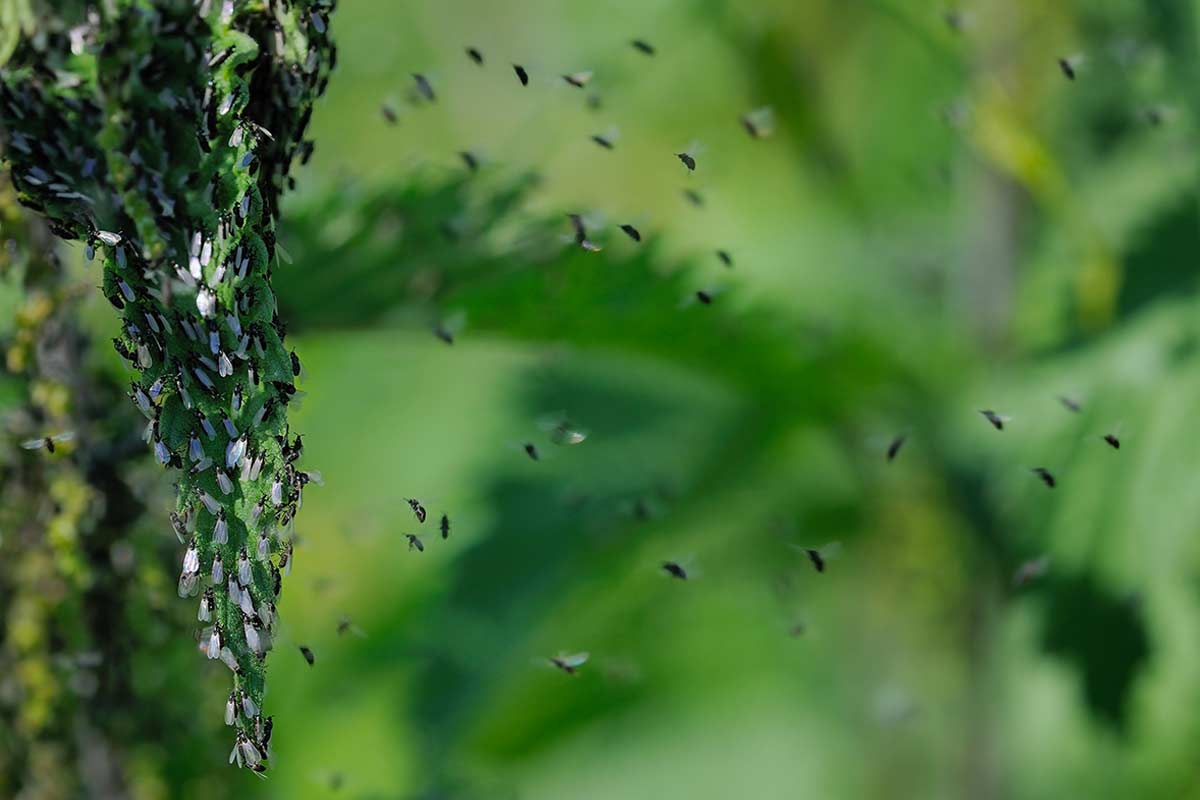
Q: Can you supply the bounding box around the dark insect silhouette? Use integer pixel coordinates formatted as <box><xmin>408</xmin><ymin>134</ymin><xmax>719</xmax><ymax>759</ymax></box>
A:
<box><xmin>1032</xmin><ymin>467</ymin><xmax>1056</xmax><ymax>488</ymax></box>
<box><xmin>1058</xmin><ymin>57</ymin><xmax>1077</xmax><ymax>80</ymax></box>
<box><xmin>716</xmin><ymin>249</ymin><xmax>733</xmax><ymax>267</ymax></box>
<box><xmin>380</xmin><ymin>103</ymin><xmax>398</xmax><ymax>125</ymax></box>
<box><xmin>465</xmin><ymin>46</ymin><xmax>484</xmax><ymax>65</ymax></box>
<box><xmin>591</xmin><ymin>133</ymin><xmax>615</xmax><ymax>149</ymax></box>
<box><xmin>459</xmin><ymin>151</ymin><xmax>479</xmax><ymax>173</ymax></box>
<box><xmin>406</xmin><ymin>533</ymin><xmax>424</xmax><ymax>552</ymax></box>
<box><xmin>695</xmin><ymin>290</ymin><xmax>713</xmax><ymax>305</ymax></box>
<box><xmin>1058</xmin><ymin>395</ymin><xmax>1082</xmax><ymax>413</ymax></box>
<box><xmin>676</xmin><ymin>151</ymin><xmax>696</xmax><ymax>171</ymax></box>
<box><xmin>524</xmin><ymin>442</ymin><xmax>540</xmax><ymax>461</ymax></box>
<box><xmin>336</xmin><ymin>614</ymin><xmax>365</xmax><ymax>637</ymax></box>
<box><xmin>805</xmin><ymin>549</ymin><xmax>826</xmax><ymax>573</ymax></box>
<box><xmin>1103</xmin><ymin>433</ymin><xmax>1120</xmax><ymax>450</ymax></box>
<box><xmin>21</xmin><ymin>432</ymin><xmax>75</xmax><ymax>453</ymax></box>
<box><xmin>943</xmin><ymin>10</ymin><xmax>967</xmax><ymax>32</ymax></box>
<box><xmin>979</xmin><ymin>409</ymin><xmax>1009</xmax><ymax>430</ymax></box>
<box><xmin>631</xmin><ymin>39</ymin><xmax>655</xmax><ymax>56</ymax></box>
<box><xmin>562</xmin><ymin>71</ymin><xmax>593</xmax><ymax>88</ymax></box>
<box><xmin>432</xmin><ymin>312</ymin><xmax>464</xmax><ymax>345</ymax></box>
<box><xmin>440</xmin><ymin>514</ymin><xmax>450</xmax><ymax>540</ymax></box>
<box><xmin>513</xmin><ymin>64</ymin><xmax>529</xmax><ymax>86</ymax></box>
<box><xmin>683</xmin><ymin>189</ymin><xmax>704</xmax><ymax>207</ymax></box>
<box><xmin>299</xmin><ymin>645</ymin><xmax>315</xmax><ymax>666</ymax></box>
<box><xmin>620</xmin><ymin>224</ymin><xmax>641</xmax><ymax>242</ymax></box>
<box><xmin>662</xmin><ymin>561</ymin><xmax>688</xmax><ymax>580</ymax></box>
<box><xmin>568</xmin><ymin>213</ymin><xmax>602</xmax><ymax>252</ymax></box>
<box><xmin>412</xmin><ymin>73</ymin><xmax>435</xmax><ymax>102</ymax></box>
<box><xmin>1012</xmin><ymin>556</ymin><xmax>1049</xmax><ymax>588</ymax></box>
<box><xmin>568</xmin><ymin>213</ymin><xmax>587</xmax><ymax>243</ymax></box>
<box><xmin>886</xmin><ymin>435</ymin><xmax>906</xmax><ymax>462</ymax></box>
<box><xmin>549</xmin><ymin>652</ymin><xmax>589</xmax><ymax>675</ymax></box>
<box><xmin>740</xmin><ymin>107</ymin><xmax>775</xmax><ymax>139</ymax></box>
<box><xmin>407</xmin><ymin>498</ymin><xmax>427</xmax><ymax>524</ymax></box>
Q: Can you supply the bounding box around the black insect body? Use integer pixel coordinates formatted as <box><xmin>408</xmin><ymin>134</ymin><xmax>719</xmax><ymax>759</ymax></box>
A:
<box><xmin>676</xmin><ymin>152</ymin><xmax>696</xmax><ymax>171</ymax></box>
<box><xmin>979</xmin><ymin>409</ymin><xmax>1008</xmax><ymax>431</ymax></box>
<box><xmin>695</xmin><ymin>290</ymin><xmax>712</xmax><ymax>305</ymax></box>
<box><xmin>524</xmin><ymin>442</ymin><xmax>540</xmax><ymax>461</ymax></box>
<box><xmin>466</xmin><ymin>46</ymin><xmax>484</xmax><ymax>65</ymax></box>
<box><xmin>805</xmin><ymin>549</ymin><xmax>826</xmax><ymax>573</ymax></box>
<box><xmin>886</xmin><ymin>435</ymin><xmax>906</xmax><ymax>462</ymax></box>
<box><xmin>562</xmin><ymin>71</ymin><xmax>593</xmax><ymax>89</ymax></box>
<box><xmin>568</xmin><ymin>213</ymin><xmax>601</xmax><ymax>252</ymax></box>
<box><xmin>406</xmin><ymin>533</ymin><xmax>424</xmax><ymax>552</ymax></box>
<box><xmin>459</xmin><ymin>151</ymin><xmax>480</xmax><ymax>173</ymax></box>
<box><xmin>440</xmin><ymin>513</ymin><xmax>450</xmax><ymax>540</ymax></box>
<box><xmin>1103</xmin><ymin>433</ymin><xmax>1120</xmax><ymax>450</ymax></box>
<box><xmin>549</xmin><ymin>652</ymin><xmax>589</xmax><ymax>675</ymax></box>
<box><xmin>591</xmin><ymin>133</ymin><xmax>616</xmax><ymax>149</ymax></box>
<box><xmin>1058</xmin><ymin>395</ymin><xmax>1082</xmax><ymax>413</ymax></box>
<box><xmin>662</xmin><ymin>561</ymin><xmax>688</xmax><ymax>580</ymax></box>
<box><xmin>1058</xmin><ymin>57</ymin><xmax>1077</xmax><ymax>80</ymax></box>
<box><xmin>740</xmin><ymin>107</ymin><xmax>776</xmax><ymax>139</ymax></box>
<box><xmin>1032</xmin><ymin>467</ymin><xmax>1056</xmax><ymax>488</ymax></box>
<box><xmin>620</xmin><ymin>224</ymin><xmax>641</xmax><ymax>242</ymax></box>
<box><xmin>407</xmin><ymin>498</ymin><xmax>427</xmax><ymax>524</ymax></box>
<box><xmin>631</xmin><ymin>39</ymin><xmax>656</xmax><ymax>56</ymax></box>
<box><xmin>513</xmin><ymin>64</ymin><xmax>529</xmax><ymax>86</ymax></box>
<box><xmin>716</xmin><ymin>249</ymin><xmax>733</xmax><ymax>268</ymax></box>
<box><xmin>299</xmin><ymin>645</ymin><xmax>315</xmax><ymax>666</ymax></box>
<box><xmin>412</xmin><ymin>73</ymin><xmax>436</xmax><ymax>102</ymax></box>
<box><xmin>21</xmin><ymin>432</ymin><xmax>74</xmax><ymax>453</ymax></box>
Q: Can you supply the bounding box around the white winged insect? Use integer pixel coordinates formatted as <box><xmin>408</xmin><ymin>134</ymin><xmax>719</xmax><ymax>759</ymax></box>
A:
<box><xmin>1013</xmin><ymin>555</ymin><xmax>1050</xmax><ymax>588</ymax></box>
<box><xmin>538</xmin><ymin>412</ymin><xmax>588</xmax><ymax>446</ymax></box>
<box><xmin>1057</xmin><ymin>53</ymin><xmax>1086</xmax><ymax>81</ymax></box>
<box><xmin>1094</xmin><ymin>421</ymin><xmax>1128</xmax><ymax>451</ymax></box>
<box><xmin>410</xmin><ymin>72</ymin><xmax>438</xmax><ymax>104</ymax></box>
<box><xmin>978</xmin><ymin>409</ymin><xmax>1011</xmax><ymax>431</ymax></box>
<box><xmin>740</xmin><ymin>106</ymin><xmax>776</xmax><ymax>139</ymax></box>
<box><xmin>678</xmin><ymin>285</ymin><xmax>725</xmax><ymax>309</ymax></box>
<box><xmin>565</xmin><ymin>212</ymin><xmax>605</xmax><ymax>253</ymax></box>
<box><xmin>336</xmin><ymin>613</ymin><xmax>367</xmax><ymax>638</ymax></box>
<box><xmin>21</xmin><ymin>431</ymin><xmax>75</xmax><ymax>453</ymax></box>
<box><xmin>791</xmin><ymin>541</ymin><xmax>843</xmax><ymax>574</ymax></box>
<box><xmin>590</xmin><ymin>124</ymin><xmax>620</xmax><ymax>151</ymax></box>
<box><xmin>660</xmin><ymin>555</ymin><xmax>700</xmax><ymax>581</ymax></box>
<box><xmin>675</xmin><ymin>139</ymin><xmax>706</xmax><ymax>172</ymax></box>
<box><xmin>546</xmin><ymin>651</ymin><xmax>590</xmax><ymax>676</ymax></box>
<box><xmin>562</xmin><ymin>70</ymin><xmax>594</xmax><ymax>89</ymax></box>
<box><xmin>866</xmin><ymin>431</ymin><xmax>910</xmax><ymax>463</ymax></box>
<box><xmin>431</xmin><ymin>310</ymin><xmax>467</xmax><ymax>345</ymax></box>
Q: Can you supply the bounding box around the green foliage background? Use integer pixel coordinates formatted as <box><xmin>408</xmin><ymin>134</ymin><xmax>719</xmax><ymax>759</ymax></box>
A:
<box><xmin>6</xmin><ymin>0</ymin><xmax>1200</xmax><ymax>797</ymax></box>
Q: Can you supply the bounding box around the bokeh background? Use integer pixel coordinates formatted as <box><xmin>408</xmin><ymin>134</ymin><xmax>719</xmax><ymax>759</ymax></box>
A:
<box><xmin>6</xmin><ymin>0</ymin><xmax>1200</xmax><ymax>797</ymax></box>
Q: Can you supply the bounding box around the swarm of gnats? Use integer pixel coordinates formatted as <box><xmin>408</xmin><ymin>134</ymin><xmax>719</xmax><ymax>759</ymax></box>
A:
<box><xmin>0</xmin><ymin>0</ymin><xmax>335</xmax><ymax>772</ymax></box>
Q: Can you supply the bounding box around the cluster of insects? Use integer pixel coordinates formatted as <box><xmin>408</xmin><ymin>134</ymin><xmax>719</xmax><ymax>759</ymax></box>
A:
<box><xmin>392</xmin><ymin>39</ymin><xmax>773</xmax><ymax>316</ymax></box>
<box><xmin>881</xmin><ymin>397</ymin><xmax>1123</xmax><ymax>586</ymax></box>
<box><xmin>400</xmin><ymin>498</ymin><xmax>451</xmax><ymax>553</ymax></box>
<box><xmin>1</xmin><ymin>0</ymin><xmax>336</xmax><ymax>774</ymax></box>
<box><xmin>378</xmin><ymin>35</ymin><xmax>897</xmax><ymax>681</ymax></box>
